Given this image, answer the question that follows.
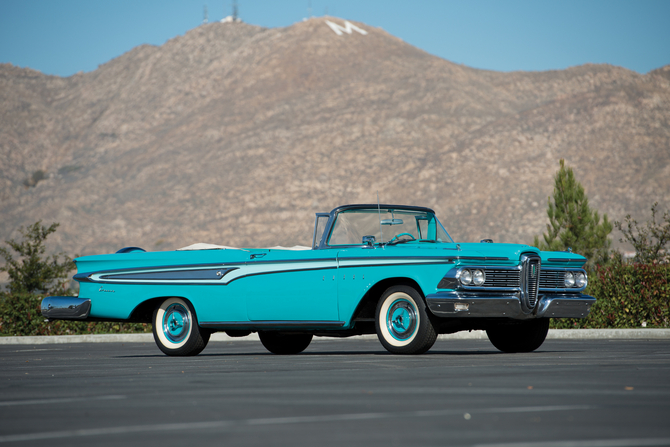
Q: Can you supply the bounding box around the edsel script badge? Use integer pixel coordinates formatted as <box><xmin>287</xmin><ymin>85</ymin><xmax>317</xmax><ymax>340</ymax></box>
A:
<box><xmin>98</xmin><ymin>286</ymin><xmax>115</xmax><ymax>293</ymax></box>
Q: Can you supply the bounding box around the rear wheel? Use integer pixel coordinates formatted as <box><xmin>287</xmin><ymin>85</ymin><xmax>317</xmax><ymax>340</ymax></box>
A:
<box><xmin>152</xmin><ymin>298</ymin><xmax>209</xmax><ymax>356</ymax></box>
<box><xmin>375</xmin><ymin>285</ymin><xmax>437</xmax><ymax>354</ymax></box>
<box><xmin>259</xmin><ymin>331</ymin><xmax>313</xmax><ymax>355</ymax></box>
<box><xmin>486</xmin><ymin>318</ymin><xmax>550</xmax><ymax>353</ymax></box>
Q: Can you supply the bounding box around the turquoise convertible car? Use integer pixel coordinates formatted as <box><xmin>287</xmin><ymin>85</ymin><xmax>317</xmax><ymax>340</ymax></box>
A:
<box><xmin>42</xmin><ymin>204</ymin><xmax>594</xmax><ymax>356</ymax></box>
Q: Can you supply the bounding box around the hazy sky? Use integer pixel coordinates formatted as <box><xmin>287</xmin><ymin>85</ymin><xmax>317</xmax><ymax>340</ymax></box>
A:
<box><xmin>1</xmin><ymin>0</ymin><xmax>669</xmax><ymax>77</ymax></box>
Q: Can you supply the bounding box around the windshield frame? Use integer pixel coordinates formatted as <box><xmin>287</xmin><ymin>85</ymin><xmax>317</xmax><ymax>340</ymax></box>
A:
<box><xmin>312</xmin><ymin>204</ymin><xmax>454</xmax><ymax>249</ymax></box>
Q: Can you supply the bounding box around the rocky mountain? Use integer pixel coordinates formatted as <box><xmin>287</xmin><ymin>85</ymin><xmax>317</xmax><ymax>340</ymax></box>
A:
<box><xmin>1</xmin><ymin>18</ymin><xmax>669</xmax><ymax>259</ymax></box>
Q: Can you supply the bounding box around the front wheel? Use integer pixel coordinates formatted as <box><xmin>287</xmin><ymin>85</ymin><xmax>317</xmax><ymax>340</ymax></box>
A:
<box><xmin>486</xmin><ymin>318</ymin><xmax>550</xmax><ymax>353</ymax></box>
<box><xmin>259</xmin><ymin>331</ymin><xmax>313</xmax><ymax>355</ymax></box>
<box><xmin>152</xmin><ymin>298</ymin><xmax>210</xmax><ymax>356</ymax></box>
<box><xmin>375</xmin><ymin>285</ymin><xmax>437</xmax><ymax>354</ymax></box>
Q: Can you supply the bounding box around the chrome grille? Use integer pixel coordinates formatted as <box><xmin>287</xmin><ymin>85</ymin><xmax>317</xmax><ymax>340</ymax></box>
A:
<box><xmin>481</xmin><ymin>269</ymin><xmax>520</xmax><ymax>288</ymax></box>
<box><xmin>524</xmin><ymin>257</ymin><xmax>541</xmax><ymax>308</ymax></box>
<box><xmin>540</xmin><ymin>270</ymin><xmax>564</xmax><ymax>289</ymax></box>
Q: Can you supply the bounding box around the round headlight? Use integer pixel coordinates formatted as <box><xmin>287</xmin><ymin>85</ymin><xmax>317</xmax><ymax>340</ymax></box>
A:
<box><xmin>575</xmin><ymin>272</ymin><xmax>587</xmax><ymax>288</ymax></box>
<box><xmin>472</xmin><ymin>269</ymin><xmax>485</xmax><ymax>286</ymax></box>
<box><xmin>460</xmin><ymin>269</ymin><xmax>472</xmax><ymax>286</ymax></box>
<box><xmin>564</xmin><ymin>271</ymin><xmax>575</xmax><ymax>288</ymax></box>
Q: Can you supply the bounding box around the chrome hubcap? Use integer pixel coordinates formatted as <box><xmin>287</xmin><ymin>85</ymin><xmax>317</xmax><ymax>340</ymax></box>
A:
<box><xmin>163</xmin><ymin>303</ymin><xmax>190</xmax><ymax>343</ymax></box>
<box><xmin>387</xmin><ymin>299</ymin><xmax>417</xmax><ymax>341</ymax></box>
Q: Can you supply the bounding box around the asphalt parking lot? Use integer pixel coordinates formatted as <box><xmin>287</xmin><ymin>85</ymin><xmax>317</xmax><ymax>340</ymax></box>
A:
<box><xmin>1</xmin><ymin>338</ymin><xmax>670</xmax><ymax>447</ymax></box>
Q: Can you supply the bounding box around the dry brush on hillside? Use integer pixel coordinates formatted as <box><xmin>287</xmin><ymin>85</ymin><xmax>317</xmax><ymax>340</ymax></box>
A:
<box><xmin>1</xmin><ymin>18</ymin><xmax>669</xmax><ymax>256</ymax></box>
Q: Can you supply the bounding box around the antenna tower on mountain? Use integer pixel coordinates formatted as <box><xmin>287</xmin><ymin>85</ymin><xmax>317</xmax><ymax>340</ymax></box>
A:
<box><xmin>203</xmin><ymin>4</ymin><xmax>208</xmax><ymax>24</ymax></box>
<box><xmin>221</xmin><ymin>0</ymin><xmax>241</xmax><ymax>23</ymax></box>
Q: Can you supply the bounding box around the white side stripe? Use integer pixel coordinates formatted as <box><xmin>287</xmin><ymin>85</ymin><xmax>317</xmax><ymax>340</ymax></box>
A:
<box><xmin>222</xmin><ymin>261</ymin><xmax>337</xmax><ymax>283</ymax></box>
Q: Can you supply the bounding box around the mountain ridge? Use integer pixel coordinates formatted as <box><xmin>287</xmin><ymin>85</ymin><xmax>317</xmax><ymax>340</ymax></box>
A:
<box><xmin>1</xmin><ymin>18</ymin><xmax>668</xmax><ymax>259</ymax></box>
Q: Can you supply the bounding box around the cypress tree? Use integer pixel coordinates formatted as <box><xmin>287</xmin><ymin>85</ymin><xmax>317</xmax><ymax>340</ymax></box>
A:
<box><xmin>534</xmin><ymin>159</ymin><xmax>612</xmax><ymax>267</ymax></box>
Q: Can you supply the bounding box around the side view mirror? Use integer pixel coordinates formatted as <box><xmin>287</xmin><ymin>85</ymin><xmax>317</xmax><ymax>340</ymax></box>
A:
<box><xmin>362</xmin><ymin>235</ymin><xmax>376</xmax><ymax>247</ymax></box>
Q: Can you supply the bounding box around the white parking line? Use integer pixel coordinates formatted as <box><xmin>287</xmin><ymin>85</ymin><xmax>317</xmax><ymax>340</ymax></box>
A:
<box><xmin>0</xmin><ymin>404</ymin><xmax>594</xmax><ymax>443</ymax></box>
<box><xmin>474</xmin><ymin>438</ymin><xmax>670</xmax><ymax>447</ymax></box>
<box><xmin>12</xmin><ymin>349</ymin><xmax>63</xmax><ymax>352</ymax></box>
<box><xmin>0</xmin><ymin>395</ymin><xmax>126</xmax><ymax>407</ymax></box>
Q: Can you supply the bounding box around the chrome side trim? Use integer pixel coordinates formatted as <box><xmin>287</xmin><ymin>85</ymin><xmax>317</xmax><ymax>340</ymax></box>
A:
<box><xmin>41</xmin><ymin>296</ymin><xmax>91</xmax><ymax>320</ymax></box>
<box><xmin>425</xmin><ymin>292</ymin><xmax>595</xmax><ymax>320</ymax></box>
<box><xmin>200</xmin><ymin>321</ymin><xmax>346</xmax><ymax>330</ymax></box>
<box><xmin>99</xmin><ymin>267</ymin><xmax>237</xmax><ymax>281</ymax></box>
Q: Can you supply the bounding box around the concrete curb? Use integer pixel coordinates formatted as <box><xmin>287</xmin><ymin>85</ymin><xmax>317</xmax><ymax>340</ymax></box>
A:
<box><xmin>1</xmin><ymin>329</ymin><xmax>670</xmax><ymax>345</ymax></box>
<box><xmin>546</xmin><ymin>329</ymin><xmax>670</xmax><ymax>340</ymax></box>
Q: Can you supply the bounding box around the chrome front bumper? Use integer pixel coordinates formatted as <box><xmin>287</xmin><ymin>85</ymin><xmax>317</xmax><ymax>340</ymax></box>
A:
<box><xmin>41</xmin><ymin>296</ymin><xmax>91</xmax><ymax>320</ymax></box>
<box><xmin>425</xmin><ymin>292</ymin><xmax>595</xmax><ymax>319</ymax></box>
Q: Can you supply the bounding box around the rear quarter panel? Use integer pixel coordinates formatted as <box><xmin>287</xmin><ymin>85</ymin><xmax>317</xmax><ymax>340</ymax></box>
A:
<box><xmin>76</xmin><ymin>249</ymin><xmax>250</xmax><ymax>321</ymax></box>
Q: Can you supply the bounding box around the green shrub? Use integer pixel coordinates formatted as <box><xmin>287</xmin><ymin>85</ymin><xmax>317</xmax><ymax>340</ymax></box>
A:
<box><xmin>615</xmin><ymin>202</ymin><xmax>669</xmax><ymax>264</ymax></box>
<box><xmin>0</xmin><ymin>221</ymin><xmax>75</xmax><ymax>295</ymax></box>
<box><xmin>551</xmin><ymin>262</ymin><xmax>670</xmax><ymax>329</ymax></box>
<box><xmin>0</xmin><ymin>220</ymin><xmax>151</xmax><ymax>336</ymax></box>
<box><xmin>0</xmin><ymin>292</ymin><xmax>151</xmax><ymax>336</ymax></box>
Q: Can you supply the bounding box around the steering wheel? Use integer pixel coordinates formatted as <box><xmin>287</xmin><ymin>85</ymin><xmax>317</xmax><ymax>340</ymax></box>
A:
<box><xmin>388</xmin><ymin>233</ymin><xmax>416</xmax><ymax>245</ymax></box>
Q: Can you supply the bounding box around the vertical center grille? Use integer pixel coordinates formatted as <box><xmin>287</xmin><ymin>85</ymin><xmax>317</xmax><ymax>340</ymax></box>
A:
<box><xmin>522</xmin><ymin>255</ymin><xmax>541</xmax><ymax>310</ymax></box>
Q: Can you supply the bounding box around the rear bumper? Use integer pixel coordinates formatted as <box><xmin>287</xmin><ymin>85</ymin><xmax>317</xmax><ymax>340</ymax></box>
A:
<box><xmin>425</xmin><ymin>292</ymin><xmax>595</xmax><ymax>319</ymax></box>
<box><xmin>41</xmin><ymin>296</ymin><xmax>91</xmax><ymax>320</ymax></box>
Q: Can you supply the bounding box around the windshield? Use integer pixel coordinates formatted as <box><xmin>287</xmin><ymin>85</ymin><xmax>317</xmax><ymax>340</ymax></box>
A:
<box><xmin>327</xmin><ymin>208</ymin><xmax>453</xmax><ymax>246</ymax></box>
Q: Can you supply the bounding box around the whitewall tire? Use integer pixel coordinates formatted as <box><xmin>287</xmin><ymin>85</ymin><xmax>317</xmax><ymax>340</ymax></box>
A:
<box><xmin>152</xmin><ymin>298</ymin><xmax>209</xmax><ymax>356</ymax></box>
<box><xmin>375</xmin><ymin>286</ymin><xmax>437</xmax><ymax>354</ymax></box>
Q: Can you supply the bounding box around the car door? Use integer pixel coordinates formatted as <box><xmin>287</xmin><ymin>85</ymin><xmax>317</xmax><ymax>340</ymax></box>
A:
<box><xmin>245</xmin><ymin>249</ymin><xmax>340</xmax><ymax>322</ymax></box>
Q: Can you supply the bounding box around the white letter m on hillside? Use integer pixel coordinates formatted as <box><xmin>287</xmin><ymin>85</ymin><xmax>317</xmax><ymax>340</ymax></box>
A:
<box><xmin>325</xmin><ymin>20</ymin><xmax>368</xmax><ymax>36</ymax></box>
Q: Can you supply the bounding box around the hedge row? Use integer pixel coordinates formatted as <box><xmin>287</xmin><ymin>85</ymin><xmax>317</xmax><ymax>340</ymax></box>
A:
<box><xmin>0</xmin><ymin>292</ymin><xmax>151</xmax><ymax>336</ymax></box>
<box><xmin>550</xmin><ymin>262</ymin><xmax>670</xmax><ymax>329</ymax></box>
